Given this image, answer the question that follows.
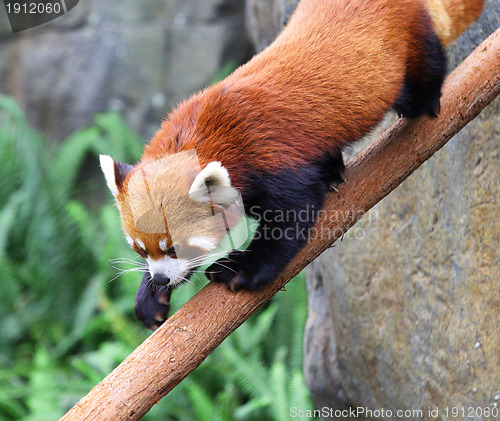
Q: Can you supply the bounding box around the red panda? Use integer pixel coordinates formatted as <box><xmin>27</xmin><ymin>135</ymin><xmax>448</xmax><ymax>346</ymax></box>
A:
<box><xmin>100</xmin><ymin>0</ymin><xmax>484</xmax><ymax>328</ymax></box>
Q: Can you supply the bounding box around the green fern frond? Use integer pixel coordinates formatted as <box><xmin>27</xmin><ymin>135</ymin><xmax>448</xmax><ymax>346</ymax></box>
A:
<box><xmin>220</xmin><ymin>345</ymin><xmax>272</xmax><ymax>404</ymax></box>
<box><xmin>232</xmin><ymin>305</ymin><xmax>277</xmax><ymax>355</ymax></box>
<box><xmin>94</xmin><ymin>112</ymin><xmax>143</xmax><ymax>161</ymax></box>
<box><xmin>52</xmin><ymin>127</ymin><xmax>101</xmax><ymax>198</ymax></box>
<box><xmin>269</xmin><ymin>348</ymin><xmax>290</xmax><ymax>421</ymax></box>
<box><xmin>185</xmin><ymin>381</ymin><xmax>217</xmax><ymax>421</ymax></box>
<box><xmin>0</xmin><ymin>191</ymin><xmax>24</xmax><ymax>253</ymax></box>
<box><xmin>26</xmin><ymin>348</ymin><xmax>64</xmax><ymax>420</ymax></box>
<box><xmin>289</xmin><ymin>370</ymin><xmax>315</xmax><ymax>416</ymax></box>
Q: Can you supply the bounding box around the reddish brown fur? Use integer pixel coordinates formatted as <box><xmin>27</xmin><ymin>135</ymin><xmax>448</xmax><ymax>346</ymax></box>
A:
<box><xmin>137</xmin><ymin>0</ymin><xmax>484</xmax><ymax>198</ymax></box>
<box><xmin>141</xmin><ymin>0</ymin><xmax>442</xmax><ymax>191</ymax></box>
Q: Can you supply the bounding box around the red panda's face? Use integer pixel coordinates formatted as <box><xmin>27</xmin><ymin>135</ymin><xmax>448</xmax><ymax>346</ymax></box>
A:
<box><xmin>100</xmin><ymin>151</ymin><xmax>243</xmax><ymax>287</ymax></box>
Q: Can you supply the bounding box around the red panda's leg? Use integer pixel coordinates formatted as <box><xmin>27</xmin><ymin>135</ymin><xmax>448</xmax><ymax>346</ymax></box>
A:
<box><xmin>134</xmin><ymin>270</ymin><xmax>172</xmax><ymax>329</ymax></box>
<box><xmin>393</xmin><ymin>29</ymin><xmax>446</xmax><ymax>118</ymax></box>
<box><xmin>324</xmin><ymin>150</ymin><xmax>346</xmax><ymax>192</ymax></box>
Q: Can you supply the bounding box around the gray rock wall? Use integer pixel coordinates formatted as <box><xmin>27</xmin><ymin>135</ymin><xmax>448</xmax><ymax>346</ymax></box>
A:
<box><xmin>0</xmin><ymin>0</ymin><xmax>249</xmax><ymax>142</ymax></box>
<box><xmin>246</xmin><ymin>0</ymin><xmax>499</xmax><ymax>418</ymax></box>
<box><xmin>245</xmin><ymin>0</ymin><xmax>297</xmax><ymax>52</ymax></box>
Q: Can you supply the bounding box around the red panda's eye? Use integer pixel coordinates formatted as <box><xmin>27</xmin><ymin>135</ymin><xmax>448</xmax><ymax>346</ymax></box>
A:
<box><xmin>133</xmin><ymin>244</ymin><xmax>148</xmax><ymax>258</ymax></box>
<box><xmin>167</xmin><ymin>245</ymin><xmax>179</xmax><ymax>258</ymax></box>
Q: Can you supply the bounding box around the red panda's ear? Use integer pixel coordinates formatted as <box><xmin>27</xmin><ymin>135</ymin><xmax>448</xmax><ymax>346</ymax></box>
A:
<box><xmin>189</xmin><ymin>161</ymin><xmax>238</xmax><ymax>208</ymax></box>
<box><xmin>99</xmin><ymin>154</ymin><xmax>133</xmax><ymax>198</ymax></box>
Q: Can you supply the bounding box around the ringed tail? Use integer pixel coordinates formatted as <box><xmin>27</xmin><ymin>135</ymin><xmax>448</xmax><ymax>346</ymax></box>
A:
<box><xmin>424</xmin><ymin>0</ymin><xmax>485</xmax><ymax>47</ymax></box>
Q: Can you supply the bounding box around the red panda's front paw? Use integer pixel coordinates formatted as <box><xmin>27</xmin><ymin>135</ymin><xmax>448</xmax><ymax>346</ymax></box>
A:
<box><xmin>205</xmin><ymin>255</ymin><xmax>240</xmax><ymax>287</ymax></box>
<box><xmin>206</xmin><ymin>264</ymin><xmax>253</xmax><ymax>292</ymax></box>
<box><xmin>135</xmin><ymin>280</ymin><xmax>172</xmax><ymax>330</ymax></box>
<box><xmin>205</xmin><ymin>253</ymin><xmax>254</xmax><ymax>291</ymax></box>
<box><xmin>205</xmin><ymin>258</ymin><xmax>266</xmax><ymax>291</ymax></box>
<box><xmin>226</xmin><ymin>270</ymin><xmax>254</xmax><ymax>292</ymax></box>
<box><xmin>206</xmin><ymin>253</ymin><xmax>276</xmax><ymax>291</ymax></box>
<box><xmin>205</xmin><ymin>251</ymin><xmax>241</xmax><ymax>278</ymax></box>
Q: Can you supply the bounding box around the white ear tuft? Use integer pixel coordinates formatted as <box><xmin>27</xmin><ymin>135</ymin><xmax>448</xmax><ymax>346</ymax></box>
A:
<box><xmin>100</xmin><ymin>154</ymin><xmax>119</xmax><ymax>197</ymax></box>
<box><xmin>189</xmin><ymin>162</ymin><xmax>230</xmax><ymax>193</ymax></box>
<box><xmin>189</xmin><ymin>161</ymin><xmax>237</xmax><ymax>206</ymax></box>
<box><xmin>99</xmin><ymin>154</ymin><xmax>133</xmax><ymax>198</ymax></box>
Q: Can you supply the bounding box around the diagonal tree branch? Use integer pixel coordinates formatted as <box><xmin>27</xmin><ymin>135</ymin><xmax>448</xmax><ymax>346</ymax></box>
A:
<box><xmin>61</xmin><ymin>28</ymin><xmax>499</xmax><ymax>421</ymax></box>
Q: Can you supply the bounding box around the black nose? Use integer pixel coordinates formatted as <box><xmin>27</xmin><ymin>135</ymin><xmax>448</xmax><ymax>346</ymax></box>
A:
<box><xmin>152</xmin><ymin>274</ymin><xmax>170</xmax><ymax>286</ymax></box>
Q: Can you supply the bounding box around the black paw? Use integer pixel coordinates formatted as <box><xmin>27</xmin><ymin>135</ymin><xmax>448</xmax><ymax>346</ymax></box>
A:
<box><xmin>205</xmin><ymin>252</ymin><xmax>259</xmax><ymax>291</ymax></box>
<box><xmin>135</xmin><ymin>278</ymin><xmax>172</xmax><ymax>330</ymax></box>
<box><xmin>205</xmin><ymin>254</ymin><xmax>275</xmax><ymax>291</ymax></box>
<box><xmin>319</xmin><ymin>150</ymin><xmax>346</xmax><ymax>192</ymax></box>
<box><xmin>205</xmin><ymin>251</ymin><xmax>241</xmax><ymax>289</ymax></box>
<box><xmin>207</xmin><ymin>265</ymin><xmax>252</xmax><ymax>292</ymax></box>
<box><xmin>226</xmin><ymin>269</ymin><xmax>260</xmax><ymax>291</ymax></box>
<box><xmin>329</xmin><ymin>169</ymin><xmax>346</xmax><ymax>192</ymax></box>
<box><xmin>427</xmin><ymin>98</ymin><xmax>441</xmax><ymax>118</ymax></box>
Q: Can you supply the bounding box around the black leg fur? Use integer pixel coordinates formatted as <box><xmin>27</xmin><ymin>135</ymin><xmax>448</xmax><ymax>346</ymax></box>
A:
<box><xmin>321</xmin><ymin>150</ymin><xmax>346</xmax><ymax>191</ymax></box>
<box><xmin>393</xmin><ymin>30</ymin><xmax>446</xmax><ymax>118</ymax></box>
<box><xmin>135</xmin><ymin>271</ymin><xmax>172</xmax><ymax>329</ymax></box>
<box><xmin>206</xmin><ymin>152</ymin><xmax>343</xmax><ymax>290</ymax></box>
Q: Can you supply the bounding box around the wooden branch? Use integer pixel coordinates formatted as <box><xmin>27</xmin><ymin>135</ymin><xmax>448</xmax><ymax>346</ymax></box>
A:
<box><xmin>61</xmin><ymin>29</ymin><xmax>499</xmax><ymax>421</ymax></box>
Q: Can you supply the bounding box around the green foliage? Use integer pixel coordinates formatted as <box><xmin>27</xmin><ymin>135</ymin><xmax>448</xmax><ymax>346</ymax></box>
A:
<box><xmin>0</xmin><ymin>95</ymin><xmax>315</xmax><ymax>420</ymax></box>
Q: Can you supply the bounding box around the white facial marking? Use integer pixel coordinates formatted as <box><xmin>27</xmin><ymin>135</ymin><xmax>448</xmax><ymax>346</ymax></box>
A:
<box><xmin>188</xmin><ymin>236</ymin><xmax>217</xmax><ymax>251</ymax></box>
<box><xmin>147</xmin><ymin>256</ymin><xmax>189</xmax><ymax>287</ymax></box>
<box><xmin>125</xmin><ymin>234</ymin><xmax>134</xmax><ymax>247</ymax></box>
<box><xmin>159</xmin><ymin>239</ymin><xmax>167</xmax><ymax>252</ymax></box>
<box><xmin>99</xmin><ymin>154</ymin><xmax>119</xmax><ymax>197</ymax></box>
<box><xmin>136</xmin><ymin>238</ymin><xmax>145</xmax><ymax>250</ymax></box>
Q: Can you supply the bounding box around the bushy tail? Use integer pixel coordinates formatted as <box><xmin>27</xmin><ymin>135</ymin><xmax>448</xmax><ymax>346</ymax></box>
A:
<box><xmin>424</xmin><ymin>0</ymin><xmax>485</xmax><ymax>46</ymax></box>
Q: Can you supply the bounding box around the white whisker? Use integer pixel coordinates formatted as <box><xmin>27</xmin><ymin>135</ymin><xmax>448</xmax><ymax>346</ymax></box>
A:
<box><xmin>212</xmin><ymin>262</ymin><xmax>238</xmax><ymax>274</ymax></box>
<box><xmin>186</xmin><ymin>250</ymin><xmax>234</xmax><ymax>266</ymax></box>
<box><xmin>179</xmin><ymin>276</ymin><xmax>195</xmax><ymax>285</ymax></box>
<box><xmin>109</xmin><ymin>266</ymin><xmax>148</xmax><ymax>283</ymax></box>
<box><xmin>110</xmin><ymin>257</ymin><xmax>143</xmax><ymax>264</ymax></box>
<box><xmin>109</xmin><ymin>263</ymin><xmax>147</xmax><ymax>272</ymax></box>
<box><xmin>110</xmin><ymin>263</ymin><xmax>147</xmax><ymax>269</ymax></box>
<box><xmin>109</xmin><ymin>272</ymin><xmax>125</xmax><ymax>283</ymax></box>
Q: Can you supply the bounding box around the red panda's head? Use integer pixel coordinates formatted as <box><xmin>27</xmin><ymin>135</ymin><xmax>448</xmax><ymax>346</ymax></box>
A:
<box><xmin>99</xmin><ymin>150</ymin><xmax>244</xmax><ymax>288</ymax></box>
